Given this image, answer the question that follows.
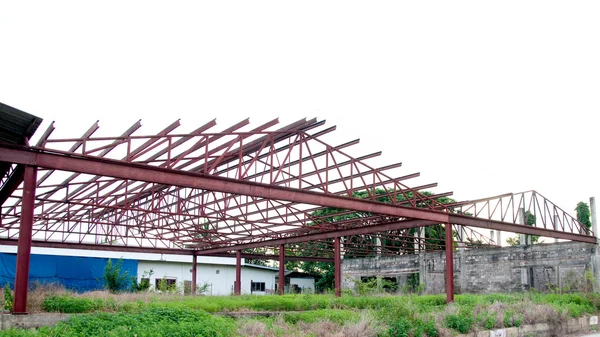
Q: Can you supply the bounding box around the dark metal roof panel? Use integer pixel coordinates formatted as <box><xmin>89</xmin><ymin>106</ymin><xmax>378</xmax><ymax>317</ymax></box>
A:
<box><xmin>0</xmin><ymin>102</ymin><xmax>43</xmax><ymax>145</ymax></box>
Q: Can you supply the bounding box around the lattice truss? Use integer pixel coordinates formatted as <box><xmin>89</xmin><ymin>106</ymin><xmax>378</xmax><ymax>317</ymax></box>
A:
<box><xmin>0</xmin><ymin>118</ymin><xmax>593</xmax><ymax>258</ymax></box>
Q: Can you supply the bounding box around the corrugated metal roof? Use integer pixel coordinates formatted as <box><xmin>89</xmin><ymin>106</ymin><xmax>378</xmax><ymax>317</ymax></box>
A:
<box><xmin>0</xmin><ymin>102</ymin><xmax>43</xmax><ymax>187</ymax></box>
<box><xmin>0</xmin><ymin>102</ymin><xmax>43</xmax><ymax>145</ymax></box>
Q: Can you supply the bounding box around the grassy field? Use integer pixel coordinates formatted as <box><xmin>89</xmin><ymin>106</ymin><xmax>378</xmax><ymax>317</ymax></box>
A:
<box><xmin>2</xmin><ymin>287</ymin><xmax>600</xmax><ymax>337</ymax></box>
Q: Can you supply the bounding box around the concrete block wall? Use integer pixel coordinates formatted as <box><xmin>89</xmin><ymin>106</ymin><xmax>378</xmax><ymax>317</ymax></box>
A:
<box><xmin>342</xmin><ymin>241</ymin><xmax>597</xmax><ymax>294</ymax></box>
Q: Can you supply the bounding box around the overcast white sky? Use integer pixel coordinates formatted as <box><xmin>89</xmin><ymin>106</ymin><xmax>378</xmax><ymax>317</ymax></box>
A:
<box><xmin>1</xmin><ymin>1</ymin><xmax>598</xmax><ymax>227</ymax></box>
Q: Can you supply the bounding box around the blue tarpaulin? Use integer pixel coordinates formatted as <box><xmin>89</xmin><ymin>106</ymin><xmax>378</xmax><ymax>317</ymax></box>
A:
<box><xmin>0</xmin><ymin>253</ymin><xmax>137</xmax><ymax>292</ymax></box>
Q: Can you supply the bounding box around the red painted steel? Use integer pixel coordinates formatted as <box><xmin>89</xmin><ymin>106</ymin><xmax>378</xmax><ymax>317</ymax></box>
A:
<box><xmin>13</xmin><ymin>166</ymin><xmax>37</xmax><ymax>314</ymax></box>
<box><xmin>235</xmin><ymin>250</ymin><xmax>241</xmax><ymax>296</ymax></box>
<box><xmin>334</xmin><ymin>237</ymin><xmax>341</xmax><ymax>297</ymax></box>
<box><xmin>191</xmin><ymin>255</ymin><xmax>197</xmax><ymax>295</ymax></box>
<box><xmin>445</xmin><ymin>223</ymin><xmax>454</xmax><ymax>304</ymax></box>
<box><xmin>278</xmin><ymin>244</ymin><xmax>285</xmax><ymax>295</ymax></box>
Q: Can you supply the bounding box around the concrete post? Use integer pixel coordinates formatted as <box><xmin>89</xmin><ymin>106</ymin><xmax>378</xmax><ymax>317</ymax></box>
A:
<box><xmin>591</xmin><ymin>197</ymin><xmax>598</xmax><ymax>241</ymax></box>
<box><xmin>554</xmin><ymin>215</ymin><xmax>559</xmax><ymax>243</ymax></box>
<box><xmin>496</xmin><ymin>230</ymin><xmax>501</xmax><ymax>246</ymax></box>
<box><xmin>518</xmin><ymin>208</ymin><xmax>526</xmax><ymax>246</ymax></box>
<box><xmin>458</xmin><ymin>226</ymin><xmax>466</xmax><ymax>250</ymax></box>
<box><xmin>414</xmin><ymin>228</ymin><xmax>420</xmax><ymax>252</ymax></box>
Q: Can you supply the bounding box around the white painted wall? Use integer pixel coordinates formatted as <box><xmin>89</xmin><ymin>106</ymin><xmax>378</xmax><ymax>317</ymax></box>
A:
<box><xmin>289</xmin><ymin>277</ymin><xmax>315</xmax><ymax>293</ymax></box>
<box><xmin>137</xmin><ymin>261</ymin><xmax>276</xmax><ymax>296</ymax></box>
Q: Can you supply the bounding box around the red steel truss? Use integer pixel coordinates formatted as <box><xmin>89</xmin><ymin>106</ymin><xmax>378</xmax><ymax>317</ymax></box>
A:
<box><xmin>0</xmin><ymin>115</ymin><xmax>595</xmax><ymax>310</ymax></box>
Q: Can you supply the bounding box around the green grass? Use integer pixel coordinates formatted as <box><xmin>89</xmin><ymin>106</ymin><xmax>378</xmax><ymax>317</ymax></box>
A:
<box><xmin>12</xmin><ymin>292</ymin><xmax>600</xmax><ymax>336</ymax></box>
<box><xmin>0</xmin><ymin>308</ymin><xmax>236</xmax><ymax>337</ymax></box>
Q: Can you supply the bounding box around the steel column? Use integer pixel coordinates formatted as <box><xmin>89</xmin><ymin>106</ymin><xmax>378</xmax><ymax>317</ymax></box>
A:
<box><xmin>278</xmin><ymin>244</ymin><xmax>285</xmax><ymax>295</ymax></box>
<box><xmin>191</xmin><ymin>254</ymin><xmax>197</xmax><ymax>295</ymax></box>
<box><xmin>13</xmin><ymin>166</ymin><xmax>37</xmax><ymax>314</ymax></box>
<box><xmin>445</xmin><ymin>223</ymin><xmax>454</xmax><ymax>304</ymax></box>
<box><xmin>334</xmin><ymin>237</ymin><xmax>341</xmax><ymax>297</ymax></box>
<box><xmin>234</xmin><ymin>250</ymin><xmax>241</xmax><ymax>295</ymax></box>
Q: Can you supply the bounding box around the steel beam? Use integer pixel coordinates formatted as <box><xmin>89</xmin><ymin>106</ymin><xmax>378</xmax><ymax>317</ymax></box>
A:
<box><xmin>0</xmin><ymin>239</ymin><xmax>194</xmax><ymax>256</ymax></box>
<box><xmin>448</xmin><ymin>214</ymin><xmax>596</xmax><ymax>243</ymax></box>
<box><xmin>0</xmin><ymin>145</ymin><xmax>450</xmax><ymax>222</ymax></box>
<box><xmin>445</xmin><ymin>223</ymin><xmax>454</xmax><ymax>304</ymax></box>
<box><xmin>0</xmin><ymin>165</ymin><xmax>24</xmax><ymax>206</ymax></box>
<box><xmin>334</xmin><ymin>236</ymin><xmax>341</xmax><ymax>297</ymax></box>
<box><xmin>278</xmin><ymin>244</ymin><xmax>285</xmax><ymax>295</ymax></box>
<box><xmin>195</xmin><ymin>219</ymin><xmax>439</xmax><ymax>254</ymax></box>
<box><xmin>191</xmin><ymin>255</ymin><xmax>197</xmax><ymax>295</ymax></box>
<box><xmin>13</xmin><ymin>166</ymin><xmax>37</xmax><ymax>314</ymax></box>
<box><xmin>235</xmin><ymin>250</ymin><xmax>241</xmax><ymax>296</ymax></box>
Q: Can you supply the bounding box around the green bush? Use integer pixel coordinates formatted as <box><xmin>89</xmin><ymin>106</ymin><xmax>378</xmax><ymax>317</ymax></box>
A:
<box><xmin>445</xmin><ymin>313</ymin><xmax>473</xmax><ymax>334</ymax></box>
<box><xmin>3</xmin><ymin>283</ymin><xmax>13</xmax><ymax>312</ymax></box>
<box><xmin>42</xmin><ymin>295</ymin><xmax>104</xmax><ymax>313</ymax></box>
<box><xmin>102</xmin><ymin>258</ymin><xmax>129</xmax><ymax>293</ymax></box>
<box><xmin>1</xmin><ymin>307</ymin><xmax>236</xmax><ymax>337</ymax></box>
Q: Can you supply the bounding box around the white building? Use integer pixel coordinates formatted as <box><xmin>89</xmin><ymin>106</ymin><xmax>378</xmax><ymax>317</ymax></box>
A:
<box><xmin>0</xmin><ymin>245</ymin><xmax>278</xmax><ymax>295</ymax></box>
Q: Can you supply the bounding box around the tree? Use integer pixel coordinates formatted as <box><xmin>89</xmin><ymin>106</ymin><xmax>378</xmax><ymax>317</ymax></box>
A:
<box><xmin>506</xmin><ymin>211</ymin><xmax>542</xmax><ymax>246</ymax></box>
<box><xmin>102</xmin><ymin>258</ymin><xmax>130</xmax><ymax>293</ymax></box>
<box><xmin>575</xmin><ymin>202</ymin><xmax>592</xmax><ymax>230</ymax></box>
<box><xmin>284</xmin><ymin>189</ymin><xmax>455</xmax><ymax>292</ymax></box>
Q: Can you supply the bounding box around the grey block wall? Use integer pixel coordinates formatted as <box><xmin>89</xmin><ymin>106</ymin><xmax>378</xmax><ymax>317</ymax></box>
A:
<box><xmin>342</xmin><ymin>241</ymin><xmax>597</xmax><ymax>294</ymax></box>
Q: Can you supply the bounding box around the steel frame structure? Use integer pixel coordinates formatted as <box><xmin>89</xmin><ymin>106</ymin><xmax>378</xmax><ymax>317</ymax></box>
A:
<box><xmin>0</xmin><ymin>115</ymin><xmax>595</xmax><ymax>312</ymax></box>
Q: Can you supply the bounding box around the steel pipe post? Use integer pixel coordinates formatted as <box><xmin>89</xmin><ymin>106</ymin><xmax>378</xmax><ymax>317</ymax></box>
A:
<box><xmin>445</xmin><ymin>223</ymin><xmax>454</xmax><ymax>304</ymax></box>
<box><xmin>235</xmin><ymin>250</ymin><xmax>241</xmax><ymax>295</ymax></box>
<box><xmin>191</xmin><ymin>254</ymin><xmax>197</xmax><ymax>295</ymax></box>
<box><xmin>334</xmin><ymin>237</ymin><xmax>341</xmax><ymax>297</ymax></box>
<box><xmin>278</xmin><ymin>244</ymin><xmax>285</xmax><ymax>295</ymax></box>
<box><xmin>13</xmin><ymin>166</ymin><xmax>37</xmax><ymax>314</ymax></box>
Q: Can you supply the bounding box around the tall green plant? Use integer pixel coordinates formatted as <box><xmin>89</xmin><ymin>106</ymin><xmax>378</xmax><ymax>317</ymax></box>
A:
<box><xmin>3</xmin><ymin>283</ymin><xmax>13</xmax><ymax>312</ymax></box>
<box><xmin>102</xmin><ymin>258</ymin><xmax>129</xmax><ymax>293</ymax></box>
<box><xmin>575</xmin><ymin>202</ymin><xmax>592</xmax><ymax>230</ymax></box>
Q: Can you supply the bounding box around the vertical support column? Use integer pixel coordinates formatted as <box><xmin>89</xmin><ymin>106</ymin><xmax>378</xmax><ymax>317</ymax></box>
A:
<box><xmin>334</xmin><ymin>237</ymin><xmax>341</xmax><ymax>297</ymax></box>
<box><xmin>518</xmin><ymin>208</ymin><xmax>526</xmax><ymax>246</ymax></box>
<box><xmin>13</xmin><ymin>166</ymin><xmax>37</xmax><ymax>314</ymax></box>
<box><xmin>278</xmin><ymin>244</ymin><xmax>285</xmax><ymax>295</ymax></box>
<box><xmin>191</xmin><ymin>254</ymin><xmax>197</xmax><ymax>295</ymax></box>
<box><xmin>457</xmin><ymin>226</ymin><xmax>465</xmax><ymax>250</ymax></box>
<box><xmin>591</xmin><ymin>197</ymin><xmax>598</xmax><ymax>241</ymax></box>
<box><xmin>496</xmin><ymin>230</ymin><xmax>501</xmax><ymax>247</ymax></box>
<box><xmin>234</xmin><ymin>250</ymin><xmax>241</xmax><ymax>296</ymax></box>
<box><xmin>554</xmin><ymin>215</ymin><xmax>559</xmax><ymax>243</ymax></box>
<box><xmin>414</xmin><ymin>227</ymin><xmax>420</xmax><ymax>252</ymax></box>
<box><xmin>445</xmin><ymin>223</ymin><xmax>454</xmax><ymax>303</ymax></box>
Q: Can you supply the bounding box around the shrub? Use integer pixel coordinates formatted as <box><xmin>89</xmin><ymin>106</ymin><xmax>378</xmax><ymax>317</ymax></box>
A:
<box><xmin>3</xmin><ymin>283</ymin><xmax>13</xmax><ymax>312</ymax></box>
<box><xmin>102</xmin><ymin>258</ymin><xmax>129</xmax><ymax>293</ymax></box>
<box><xmin>445</xmin><ymin>313</ymin><xmax>473</xmax><ymax>334</ymax></box>
<box><xmin>42</xmin><ymin>295</ymin><xmax>104</xmax><ymax>313</ymax></box>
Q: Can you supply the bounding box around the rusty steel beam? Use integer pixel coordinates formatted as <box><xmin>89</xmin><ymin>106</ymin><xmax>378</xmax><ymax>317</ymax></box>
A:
<box><xmin>0</xmin><ymin>146</ymin><xmax>450</xmax><ymax>222</ymax></box>
<box><xmin>13</xmin><ymin>166</ymin><xmax>36</xmax><ymax>314</ymax></box>
<box><xmin>202</xmin><ymin>252</ymin><xmax>334</xmax><ymax>263</ymax></box>
<box><xmin>0</xmin><ymin>238</ymin><xmax>194</xmax><ymax>255</ymax></box>
<box><xmin>193</xmin><ymin>219</ymin><xmax>439</xmax><ymax>254</ymax></box>
<box><xmin>235</xmin><ymin>250</ymin><xmax>241</xmax><ymax>296</ymax></box>
<box><xmin>334</xmin><ymin>236</ymin><xmax>341</xmax><ymax>297</ymax></box>
<box><xmin>449</xmin><ymin>214</ymin><xmax>596</xmax><ymax>243</ymax></box>
<box><xmin>445</xmin><ymin>223</ymin><xmax>454</xmax><ymax>304</ymax></box>
<box><xmin>278</xmin><ymin>244</ymin><xmax>285</xmax><ymax>295</ymax></box>
<box><xmin>191</xmin><ymin>255</ymin><xmax>197</xmax><ymax>295</ymax></box>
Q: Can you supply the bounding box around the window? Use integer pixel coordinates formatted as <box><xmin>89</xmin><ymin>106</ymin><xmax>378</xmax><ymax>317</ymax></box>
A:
<box><xmin>251</xmin><ymin>281</ymin><xmax>265</xmax><ymax>292</ymax></box>
<box><xmin>155</xmin><ymin>278</ymin><xmax>177</xmax><ymax>290</ymax></box>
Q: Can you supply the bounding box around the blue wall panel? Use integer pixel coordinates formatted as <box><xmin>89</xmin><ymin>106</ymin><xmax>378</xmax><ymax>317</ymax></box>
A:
<box><xmin>0</xmin><ymin>253</ymin><xmax>138</xmax><ymax>292</ymax></box>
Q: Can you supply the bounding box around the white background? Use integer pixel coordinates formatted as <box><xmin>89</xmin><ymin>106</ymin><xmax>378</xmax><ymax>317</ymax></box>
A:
<box><xmin>1</xmin><ymin>1</ymin><xmax>598</xmax><ymax>243</ymax></box>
